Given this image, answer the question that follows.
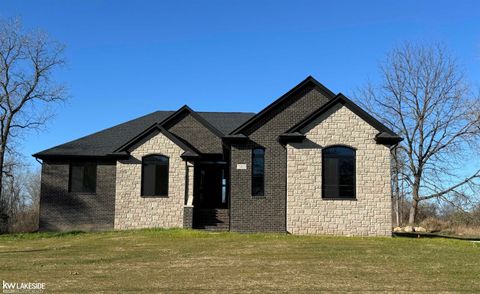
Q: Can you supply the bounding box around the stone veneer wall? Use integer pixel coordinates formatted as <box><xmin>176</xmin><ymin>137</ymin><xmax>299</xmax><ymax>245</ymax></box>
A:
<box><xmin>114</xmin><ymin>131</ymin><xmax>187</xmax><ymax>229</ymax></box>
<box><xmin>286</xmin><ymin>105</ymin><xmax>392</xmax><ymax>236</ymax></box>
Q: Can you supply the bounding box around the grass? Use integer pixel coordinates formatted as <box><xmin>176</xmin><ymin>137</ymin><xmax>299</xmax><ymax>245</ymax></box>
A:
<box><xmin>1</xmin><ymin>229</ymin><xmax>479</xmax><ymax>293</ymax></box>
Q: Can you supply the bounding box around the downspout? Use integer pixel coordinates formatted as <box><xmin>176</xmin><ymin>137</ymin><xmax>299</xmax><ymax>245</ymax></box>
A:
<box><xmin>389</xmin><ymin>143</ymin><xmax>400</xmax><ymax>227</ymax></box>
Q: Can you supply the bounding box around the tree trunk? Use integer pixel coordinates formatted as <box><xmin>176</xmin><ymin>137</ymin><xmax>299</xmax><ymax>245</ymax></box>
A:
<box><xmin>395</xmin><ymin>193</ymin><xmax>400</xmax><ymax>227</ymax></box>
<box><xmin>0</xmin><ymin>145</ymin><xmax>6</xmax><ymax>234</ymax></box>
<box><xmin>408</xmin><ymin>172</ymin><xmax>422</xmax><ymax>225</ymax></box>
<box><xmin>0</xmin><ymin>116</ymin><xmax>13</xmax><ymax>206</ymax></box>
<box><xmin>393</xmin><ymin>155</ymin><xmax>400</xmax><ymax>227</ymax></box>
<box><xmin>0</xmin><ymin>138</ymin><xmax>8</xmax><ymax>203</ymax></box>
<box><xmin>0</xmin><ymin>145</ymin><xmax>5</xmax><ymax>206</ymax></box>
<box><xmin>408</xmin><ymin>197</ymin><xmax>419</xmax><ymax>225</ymax></box>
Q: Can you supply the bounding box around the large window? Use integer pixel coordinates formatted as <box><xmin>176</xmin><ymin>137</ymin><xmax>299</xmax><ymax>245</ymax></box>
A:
<box><xmin>69</xmin><ymin>162</ymin><xmax>97</xmax><ymax>193</ymax></box>
<box><xmin>252</xmin><ymin>148</ymin><xmax>265</xmax><ymax>196</ymax></box>
<box><xmin>142</xmin><ymin>155</ymin><xmax>169</xmax><ymax>197</ymax></box>
<box><xmin>322</xmin><ymin>146</ymin><xmax>356</xmax><ymax>199</ymax></box>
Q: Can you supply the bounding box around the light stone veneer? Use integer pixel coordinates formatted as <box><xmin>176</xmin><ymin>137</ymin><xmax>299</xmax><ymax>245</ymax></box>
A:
<box><xmin>286</xmin><ymin>105</ymin><xmax>392</xmax><ymax>236</ymax></box>
<box><xmin>114</xmin><ymin>131</ymin><xmax>187</xmax><ymax>230</ymax></box>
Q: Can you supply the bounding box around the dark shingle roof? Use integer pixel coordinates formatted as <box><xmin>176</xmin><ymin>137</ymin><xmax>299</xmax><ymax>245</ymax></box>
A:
<box><xmin>197</xmin><ymin>112</ymin><xmax>256</xmax><ymax>135</ymax></box>
<box><xmin>34</xmin><ymin>110</ymin><xmax>255</xmax><ymax>158</ymax></box>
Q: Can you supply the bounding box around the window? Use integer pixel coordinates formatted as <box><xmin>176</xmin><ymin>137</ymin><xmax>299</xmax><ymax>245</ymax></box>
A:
<box><xmin>252</xmin><ymin>148</ymin><xmax>265</xmax><ymax>196</ymax></box>
<box><xmin>221</xmin><ymin>169</ymin><xmax>227</xmax><ymax>204</ymax></box>
<box><xmin>69</xmin><ymin>162</ymin><xmax>97</xmax><ymax>193</ymax></box>
<box><xmin>142</xmin><ymin>155</ymin><xmax>169</xmax><ymax>196</ymax></box>
<box><xmin>322</xmin><ymin>146</ymin><xmax>355</xmax><ymax>199</ymax></box>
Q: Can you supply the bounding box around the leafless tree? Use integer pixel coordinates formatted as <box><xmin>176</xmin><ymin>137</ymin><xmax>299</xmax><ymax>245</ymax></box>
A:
<box><xmin>391</xmin><ymin>147</ymin><xmax>410</xmax><ymax>226</ymax></box>
<box><xmin>359</xmin><ymin>42</ymin><xmax>480</xmax><ymax>225</ymax></box>
<box><xmin>0</xmin><ymin>18</ymin><xmax>66</xmax><ymax>226</ymax></box>
<box><xmin>13</xmin><ymin>167</ymin><xmax>41</xmax><ymax>232</ymax></box>
<box><xmin>1</xmin><ymin>158</ymin><xmax>41</xmax><ymax>232</ymax></box>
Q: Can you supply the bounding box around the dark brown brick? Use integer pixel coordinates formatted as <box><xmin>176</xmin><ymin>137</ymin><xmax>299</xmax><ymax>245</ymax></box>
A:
<box><xmin>166</xmin><ymin>112</ymin><xmax>223</xmax><ymax>154</ymax></box>
<box><xmin>230</xmin><ymin>85</ymin><xmax>330</xmax><ymax>232</ymax></box>
<box><xmin>39</xmin><ymin>160</ymin><xmax>116</xmax><ymax>231</ymax></box>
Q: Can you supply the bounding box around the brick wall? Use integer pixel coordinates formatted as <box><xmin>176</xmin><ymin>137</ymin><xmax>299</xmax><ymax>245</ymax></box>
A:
<box><xmin>39</xmin><ymin>160</ymin><xmax>116</xmax><ymax>231</ymax></box>
<box><xmin>114</xmin><ymin>130</ymin><xmax>188</xmax><ymax>229</ymax></box>
<box><xmin>167</xmin><ymin>112</ymin><xmax>223</xmax><ymax>154</ymax></box>
<box><xmin>286</xmin><ymin>105</ymin><xmax>392</xmax><ymax>236</ymax></box>
<box><xmin>230</xmin><ymin>85</ymin><xmax>330</xmax><ymax>232</ymax></box>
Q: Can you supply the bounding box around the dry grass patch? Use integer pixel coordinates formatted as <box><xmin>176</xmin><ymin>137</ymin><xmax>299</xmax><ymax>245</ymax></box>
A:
<box><xmin>0</xmin><ymin>229</ymin><xmax>479</xmax><ymax>292</ymax></box>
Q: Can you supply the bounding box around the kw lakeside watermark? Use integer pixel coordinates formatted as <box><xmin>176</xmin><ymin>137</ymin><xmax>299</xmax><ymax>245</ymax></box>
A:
<box><xmin>2</xmin><ymin>281</ymin><xmax>45</xmax><ymax>293</ymax></box>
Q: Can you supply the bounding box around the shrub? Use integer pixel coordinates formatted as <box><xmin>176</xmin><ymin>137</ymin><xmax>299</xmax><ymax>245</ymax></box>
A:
<box><xmin>419</xmin><ymin>217</ymin><xmax>450</xmax><ymax>232</ymax></box>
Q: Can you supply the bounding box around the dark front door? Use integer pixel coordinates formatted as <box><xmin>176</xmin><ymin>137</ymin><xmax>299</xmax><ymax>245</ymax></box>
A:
<box><xmin>193</xmin><ymin>163</ymin><xmax>227</xmax><ymax>209</ymax></box>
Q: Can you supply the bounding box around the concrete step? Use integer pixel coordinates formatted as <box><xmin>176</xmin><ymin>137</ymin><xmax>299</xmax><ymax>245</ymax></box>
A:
<box><xmin>193</xmin><ymin>208</ymin><xmax>230</xmax><ymax>231</ymax></box>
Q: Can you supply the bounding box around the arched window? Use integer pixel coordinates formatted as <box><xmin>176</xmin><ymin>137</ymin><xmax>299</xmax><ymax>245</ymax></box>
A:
<box><xmin>322</xmin><ymin>146</ymin><xmax>355</xmax><ymax>199</ymax></box>
<box><xmin>141</xmin><ymin>155</ymin><xmax>169</xmax><ymax>197</ymax></box>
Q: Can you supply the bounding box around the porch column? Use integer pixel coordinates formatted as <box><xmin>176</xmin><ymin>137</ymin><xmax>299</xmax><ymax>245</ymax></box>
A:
<box><xmin>183</xmin><ymin>161</ymin><xmax>194</xmax><ymax>228</ymax></box>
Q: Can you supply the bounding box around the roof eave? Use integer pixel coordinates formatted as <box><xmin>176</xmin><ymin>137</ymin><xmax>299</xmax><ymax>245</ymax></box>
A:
<box><xmin>32</xmin><ymin>153</ymin><xmax>129</xmax><ymax>161</ymax></box>
<box><xmin>278</xmin><ymin>132</ymin><xmax>306</xmax><ymax>144</ymax></box>
<box><xmin>375</xmin><ymin>133</ymin><xmax>403</xmax><ymax>145</ymax></box>
<box><xmin>180</xmin><ymin>151</ymin><xmax>201</xmax><ymax>160</ymax></box>
<box><xmin>222</xmin><ymin>134</ymin><xmax>249</xmax><ymax>143</ymax></box>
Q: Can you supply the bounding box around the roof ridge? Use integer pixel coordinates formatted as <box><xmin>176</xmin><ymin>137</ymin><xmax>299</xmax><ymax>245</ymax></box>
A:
<box><xmin>197</xmin><ymin>111</ymin><xmax>256</xmax><ymax>114</ymax></box>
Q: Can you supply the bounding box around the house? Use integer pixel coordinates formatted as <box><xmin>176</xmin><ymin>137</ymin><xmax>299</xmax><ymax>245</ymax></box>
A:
<box><xmin>33</xmin><ymin>76</ymin><xmax>402</xmax><ymax>236</ymax></box>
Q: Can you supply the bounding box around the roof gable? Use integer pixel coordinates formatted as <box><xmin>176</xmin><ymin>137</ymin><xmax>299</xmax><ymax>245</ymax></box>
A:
<box><xmin>160</xmin><ymin>105</ymin><xmax>225</xmax><ymax>137</ymax></box>
<box><xmin>230</xmin><ymin>76</ymin><xmax>336</xmax><ymax>135</ymax></box>
<box><xmin>113</xmin><ymin>123</ymin><xmax>200</xmax><ymax>157</ymax></box>
<box><xmin>284</xmin><ymin>93</ymin><xmax>402</xmax><ymax>144</ymax></box>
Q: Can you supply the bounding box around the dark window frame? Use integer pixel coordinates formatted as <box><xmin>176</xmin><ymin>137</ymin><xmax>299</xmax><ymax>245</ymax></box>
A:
<box><xmin>68</xmin><ymin>161</ymin><xmax>97</xmax><ymax>194</ymax></box>
<box><xmin>322</xmin><ymin>145</ymin><xmax>356</xmax><ymax>200</ymax></box>
<box><xmin>141</xmin><ymin>154</ymin><xmax>169</xmax><ymax>197</ymax></box>
<box><xmin>251</xmin><ymin>147</ymin><xmax>265</xmax><ymax>197</ymax></box>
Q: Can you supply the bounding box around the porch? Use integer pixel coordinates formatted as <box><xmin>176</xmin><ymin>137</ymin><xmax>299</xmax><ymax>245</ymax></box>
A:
<box><xmin>184</xmin><ymin>158</ymin><xmax>230</xmax><ymax>231</ymax></box>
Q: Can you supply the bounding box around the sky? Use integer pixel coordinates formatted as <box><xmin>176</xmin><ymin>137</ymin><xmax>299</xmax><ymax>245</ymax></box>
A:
<box><xmin>1</xmin><ymin>0</ymin><xmax>480</xmax><ymax>168</ymax></box>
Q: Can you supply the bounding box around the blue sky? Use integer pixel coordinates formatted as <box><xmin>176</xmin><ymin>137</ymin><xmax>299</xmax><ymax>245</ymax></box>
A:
<box><xmin>1</xmin><ymin>0</ymin><xmax>480</xmax><ymax>167</ymax></box>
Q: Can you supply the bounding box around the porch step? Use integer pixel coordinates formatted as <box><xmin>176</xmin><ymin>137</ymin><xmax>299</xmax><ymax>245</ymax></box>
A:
<box><xmin>193</xmin><ymin>209</ymin><xmax>230</xmax><ymax>231</ymax></box>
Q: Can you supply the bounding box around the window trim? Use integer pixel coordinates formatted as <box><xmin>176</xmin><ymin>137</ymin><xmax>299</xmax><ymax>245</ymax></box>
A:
<box><xmin>141</xmin><ymin>154</ymin><xmax>170</xmax><ymax>197</ymax></box>
<box><xmin>321</xmin><ymin>145</ymin><xmax>356</xmax><ymax>200</ymax></box>
<box><xmin>251</xmin><ymin>147</ymin><xmax>265</xmax><ymax>197</ymax></box>
<box><xmin>68</xmin><ymin>161</ymin><xmax>97</xmax><ymax>194</ymax></box>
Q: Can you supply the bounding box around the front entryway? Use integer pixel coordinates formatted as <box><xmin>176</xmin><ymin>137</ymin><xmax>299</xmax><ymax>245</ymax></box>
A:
<box><xmin>192</xmin><ymin>161</ymin><xmax>229</xmax><ymax>230</ymax></box>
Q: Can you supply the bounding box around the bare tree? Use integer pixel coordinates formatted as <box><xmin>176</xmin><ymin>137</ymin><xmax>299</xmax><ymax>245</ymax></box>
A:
<box><xmin>0</xmin><ymin>18</ymin><xmax>66</xmax><ymax>225</ymax></box>
<box><xmin>1</xmin><ymin>158</ymin><xmax>41</xmax><ymax>232</ymax></box>
<box><xmin>359</xmin><ymin>42</ymin><xmax>480</xmax><ymax>225</ymax></box>
<box><xmin>391</xmin><ymin>147</ymin><xmax>409</xmax><ymax>227</ymax></box>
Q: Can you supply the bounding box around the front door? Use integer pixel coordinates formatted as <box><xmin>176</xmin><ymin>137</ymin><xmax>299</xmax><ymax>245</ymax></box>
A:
<box><xmin>193</xmin><ymin>163</ymin><xmax>227</xmax><ymax>209</ymax></box>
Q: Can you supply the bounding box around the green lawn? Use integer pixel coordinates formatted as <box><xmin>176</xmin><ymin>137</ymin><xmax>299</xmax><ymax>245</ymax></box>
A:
<box><xmin>0</xmin><ymin>229</ymin><xmax>479</xmax><ymax>293</ymax></box>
